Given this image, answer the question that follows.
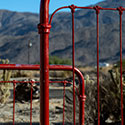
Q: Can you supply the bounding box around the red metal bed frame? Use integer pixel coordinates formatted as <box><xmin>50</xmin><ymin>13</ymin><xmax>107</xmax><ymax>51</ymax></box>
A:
<box><xmin>0</xmin><ymin>64</ymin><xmax>85</xmax><ymax>125</ymax></box>
<box><xmin>0</xmin><ymin>0</ymin><xmax>125</xmax><ymax>125</ymax></box>
<box><xmin>38</xmin><ymin>1</ymin><xmax>125</xmax><ymax>124</ymax></box>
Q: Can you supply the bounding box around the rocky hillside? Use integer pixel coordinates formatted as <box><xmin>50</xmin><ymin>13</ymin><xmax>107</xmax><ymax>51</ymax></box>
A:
<box><xmin>0</xmin><ymin>0</ymin><xmax>125</xmax><ymax>65</ymax></box>
<box><xmin>0</xmin><ymin>10</ymin><xmax>39</xmax><ymax>64</ymax></box>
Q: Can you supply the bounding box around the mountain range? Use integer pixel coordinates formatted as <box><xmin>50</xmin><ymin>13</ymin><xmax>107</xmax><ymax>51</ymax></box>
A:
<box><xmin>0</xmin><ymin>0</ymin><xmax>125</xmax><ymax>66</ymax></box>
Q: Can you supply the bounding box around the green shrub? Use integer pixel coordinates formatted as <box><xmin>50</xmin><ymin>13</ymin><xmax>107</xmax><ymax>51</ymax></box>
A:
<box><xmin>65</xmin><ymin>68</ymin><xmax>125</xmax><ymax>124</ymax></box>
<box><xmin>36</xmin><ymin>56</ymin><xmax>72</xmax><ymax>65</ymax></box>
<box><xmin>116</xmin><ymin>59</ymin><xmax>125</xmax><ymax>70</ymax></box>
<box><xmin>49</xmin><ymin>56</ymin><xmax>72</xmax><ymax>65</ymax></box>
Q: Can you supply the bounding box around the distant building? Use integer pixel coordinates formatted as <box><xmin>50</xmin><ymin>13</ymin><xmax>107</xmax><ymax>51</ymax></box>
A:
<box><xmin>99</xmin><ymin>62</ymin><xmax>110</xmax><ymax>67</ymax></box>
<box><xmin>95</xmin><ymin>62</ymin><xmax>110</xmax><ymax>68</ymax></box>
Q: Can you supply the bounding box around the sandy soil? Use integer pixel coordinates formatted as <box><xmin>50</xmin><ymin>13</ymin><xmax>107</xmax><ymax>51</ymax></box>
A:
<box><xmin>0</xmin><ymin>98</ymin><xmax>64</xmax><ymax>125</ymax></box>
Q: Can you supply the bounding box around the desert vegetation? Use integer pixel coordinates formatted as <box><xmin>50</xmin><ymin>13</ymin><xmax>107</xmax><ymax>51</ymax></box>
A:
<box><xmin>49</xmin><ymin>56</ymin><xmax>72</xmax><ymax>65</ymax></box>
<box><xmin>0</xmin><ymin>57</ymin><xmax>125</xmax><ymax>124</ymax></box>
<box><xmin>65</xmin><ymin>65</ymin><xmax>125</xmax><ymax>124</ymax></box>
<box><xmin>0</xmin><ymin>59</ymin><xmax>12</xmax><ymax>104</ymax></box>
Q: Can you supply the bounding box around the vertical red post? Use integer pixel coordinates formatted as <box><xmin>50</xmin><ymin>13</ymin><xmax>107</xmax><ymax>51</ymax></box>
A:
<box><xmin>38</xmin><ymin>0</ymin><xmax>51</xmax><ymax>125</ymax></box>
<box><xmin>79</xmin><ymin>82</ymin><xmax>86</xmax><ymax>125</ymax></box>
<box><xmin>70</xmin><ymin>4</ymin><xmax>76</xmax><ymax>125</ymax></box>
<box><xmin>13</xmin><ymin>81</ymin><xmax>16</xmax><ymax>125</ymax></box>
<box><xmin>117</xmin><ymin>6</ymin><xmax>124</xmax><ymax>125</ymax></box>
<box><xmin>30</xmin><ymin>81</ymin><xmax>33</xmax><ymax>125</ymax></box>
<box><xmin>63</xmin><ymin>82</ymin><xmax>66</xmax><ymax>125</ymax></box>
<box><xmin>94</xmin><ymin>6</ymin><xmax>100</xmax><ymax>125</ymax></box>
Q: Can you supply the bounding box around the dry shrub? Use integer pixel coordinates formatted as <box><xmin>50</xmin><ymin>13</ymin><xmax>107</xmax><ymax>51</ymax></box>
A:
<box><xmin>65</xmin><ymin>68</ymin><xmax>124</xmax><ymax>124</ymax></box>
<box><xmin>0</xmin><ymin>59</ymin><xmax>11</xmax><ymax>104</ymax></box>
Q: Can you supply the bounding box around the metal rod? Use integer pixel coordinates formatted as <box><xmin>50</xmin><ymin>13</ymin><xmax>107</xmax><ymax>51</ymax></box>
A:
<box><xmin>0</xmin><ymin>64</ymin><xmax>40</xmax><ymax>70</ymax></box>
<box><xmin>0</xmin><ymin>64</ymin><xmax>85</xmax><ymax>124</ymax></box>
<box><xmin>39</xmin><ymin>0</ymin><xmax>51</xmax><ymax>124</ymax></box>
<box><xmin>13</xmin><ymin>81</ymin><xmax>16</xmax><ymax>125</ymax></box>
<box><xmin>49</xmin><ymin>6</ymin><xmax>69</xmax><ymax>24</ymax></box>
<box><xmin>63</xmin><ymin>82</ymin><xmax>66</xmax><ymax>125</ymax></box>
<box><xmin>97</xmin><ymin>10</ymin><xmax>100</xmax><ymax>125</ymax></box>
<box><xmin>49</xmin><ymin>6</ymin><xmax>125</xmax><ymax>25</ymax></box>
<box><xmin>118</xmin><ymin>7</ymin><xmax>124</xmax><ymax>125</ymax></box>
<box><xmin>71</xmin><ymin>6</ymin><xmax>76</xmax><ymax>125</ymax></box>
<box><xmin>30</xmin><ymin>81</ymin><xmax>33</xmax><ymax>125</ymax></box>
<box><xmin>94</xmin><ymin>6</ymin><xmax>100</xmax><ymax>125</ymax></box>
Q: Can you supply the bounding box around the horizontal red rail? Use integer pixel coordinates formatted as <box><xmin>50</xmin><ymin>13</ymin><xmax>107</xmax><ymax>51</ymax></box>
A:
<box><xmin>0</xmin><ymin>64</ymin><xmax>39</xmax><ymax>70</ymax></box>
<box><xmin>49</xmin><ymin>5</ymin><xmax>125</xmax><ymax>24</ymax></box>
<box><xmin>0</xmin><ymin>64</ymin><xmax>84</xmax><ymax>93</ymax></box>
<box><xmin>0</xmin><ymin>64</ymin><xmax>84</xmax><ymax>86</ymax></box>
<box><xmin>0</xmin><ymin>80</ymin><xmax>76</xmax><ymax>125</ymax></box>
<box><xmin>0</xmin><ymin>64</ymin><xmax>85</xmax><ymax>124</ymax></box>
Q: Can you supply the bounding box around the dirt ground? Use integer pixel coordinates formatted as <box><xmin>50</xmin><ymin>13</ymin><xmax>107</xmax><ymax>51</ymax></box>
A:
<box><xmin>0</xmin><ymin>96</ymin><xmax>65</xmax><ymax>125</ymax></box>
<box><xmin>0</xmin><ymin>68</ymin><xmax>74</xmax><ymax>125</ymax></box>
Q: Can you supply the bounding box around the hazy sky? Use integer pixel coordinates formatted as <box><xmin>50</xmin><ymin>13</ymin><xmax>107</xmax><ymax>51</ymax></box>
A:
<box><xmin>0</xmin><ymin>0</ymin><xmax>104</xmax><ymax>14</ymax></box>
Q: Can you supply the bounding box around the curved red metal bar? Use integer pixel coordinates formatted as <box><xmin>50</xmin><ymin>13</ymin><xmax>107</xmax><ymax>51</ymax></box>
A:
<box><xmin>49</xmin><ymin>6</ymin><xmax>69</xmax><ymax>24</ymax></box>
<box><xmin>0</xmin><ymin>64</ymin><xmax>84</xmax><ymax>88</ymax></box>
<box><xmin>49</xmin><ymin>4</ymin><xmax>125</xmax><ymax>125</ymax></box>
<box><xmin>0</xmin><ymin>64</ymin><xmax>85</xmax><ymax>124</ymax></box>
<box><xmin>49</xmin><ymin>5</ymin><xmax>125</xmax><ymax>25</ymax></box>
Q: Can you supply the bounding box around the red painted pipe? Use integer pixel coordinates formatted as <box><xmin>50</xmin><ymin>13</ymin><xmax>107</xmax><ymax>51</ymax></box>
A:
<box><xmin>63</xmin><ymin>82</ymin><xmax>66</xmax><ymax>125</ymax></box>
<box><xmin>0</xmin><ymin>63</ymin><xmax>86</xmax><ymax>125</ymax></box>
<box><xmin>30</xmin><ymin>81</ymin><xmax>33</xmax><ymax>125</ymax></box>
<box><xmin>118</xmin><ymin>7</ymin><xmax>124</xmax><ymax>125</ymax></box>
<box><xmin>50</xmin><ymin>65</ymin><xmax>86</xmax><ymax>125</ymax></box>
<box><xmin>1</xmin><ymin>4</ymin><xmax>125</xmax><ymax>125</ymax></box>
<box><xmin>13</xmin><ymin>81</ymin><xmax>16</xmax><ymax>125</ymax></box>
<box><xmin>70</xmin><ymin>5</ymin><xmax>76</xmax><ymax>125</ymax></box>
<box><xmin>0</xmin><ymin>64</ymin><xmax>85</xmax><ymax>90</ymax></box>
<box><xmin>38</xmin><ymin>0</ymin><xmax>51</xmax><ymax>125</ymax></box>
<box><xmin>0</xmin><ymin>64</ymin><xmax>39</xmax><ymax>70</ymax></box>
<box><xmin>94</xmin><ymin>6</ymin><xmax>100</xmax><ymax>125</ymax></box>
<box><xmin>0</xmin><ymin>64</ymin><xmax>85</xmax><ymax>124</ymax></box>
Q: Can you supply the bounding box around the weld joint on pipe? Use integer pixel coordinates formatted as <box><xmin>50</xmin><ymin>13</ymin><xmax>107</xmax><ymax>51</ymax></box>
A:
<box><xmin>79</xmin><ymin>95</ymin><xmax>86</xmax><ymax>102</ymax></box>
<box><xmin>94</xmin><ymin>6</ymin><xmax>102</xmax><ymax>14</ymax></box>
<box><xmin>13</xmin><ymin>80</ymin><xmax>16</xmax><ymax>86</ymax></box>
<box><xmin>69</xmin><ymin>4</ymin><xmax>76</xmax><ymax>13</ymax></box>
<box><xmin>63</xmin><ymin>81</ymin><xmax>67</xmax><ymax>86</ymax></box>
<box><xmin>117</xmin><ymin>6</ymin><xmax>124</xmax><ymax>15</ymax></box>
<box><xmin>37</xmin><ymin>23</ymin><xmax>51</xmax><ymax>34</ymax></box>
